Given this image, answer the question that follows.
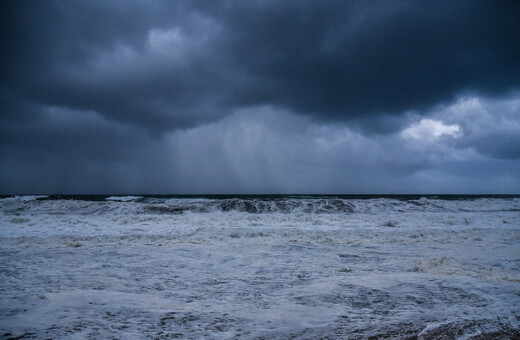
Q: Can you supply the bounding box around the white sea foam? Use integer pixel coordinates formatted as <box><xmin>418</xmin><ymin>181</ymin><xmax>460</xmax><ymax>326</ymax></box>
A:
<box><xmin>414</xmin><ymin>256</ymin><xmax>520</xmax><ymax>282</ymax></box>
<box><xmin>0</xmin><ymin>195</ymin><xmax>49</xmax><ymax>201</ymax></box>
<box><xmin>105</xmin><ymin>195</ymin><xmax>143</xmax><ymax>202</ymax></box>
<box><xmin>0</xmin><ymin>196</ymin><xmax>519</xmax><ymax>338</ymax></box>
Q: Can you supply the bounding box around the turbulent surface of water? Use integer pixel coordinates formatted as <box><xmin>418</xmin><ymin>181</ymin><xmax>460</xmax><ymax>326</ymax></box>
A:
<box><xmin>1</xmin><ymin>195</ymin><xmax>519</xmax><ymax>339</ymax></box>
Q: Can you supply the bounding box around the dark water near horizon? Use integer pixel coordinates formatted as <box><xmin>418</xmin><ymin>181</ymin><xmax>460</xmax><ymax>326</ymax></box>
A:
<box><xmin>3</xmin><ymin>193</ymin><xmax>519</xmax><ymax>200</ymax></box>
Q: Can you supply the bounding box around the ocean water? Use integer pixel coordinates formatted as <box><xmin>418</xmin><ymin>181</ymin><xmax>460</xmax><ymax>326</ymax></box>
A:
<box><xmin>0</xmin><ymin>195</ymin><xmax>519</xmax><ymax>339</ymax></box>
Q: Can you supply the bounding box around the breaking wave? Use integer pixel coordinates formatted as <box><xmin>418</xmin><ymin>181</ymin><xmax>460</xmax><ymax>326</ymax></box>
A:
<box><xmin>1</xmin><ymin>195</ymin><xmax>519</xmax><ymax>215</ymax></box>
<box><xmin>139</xmin><ymin>196</ymin><xmax>520</xmax><ymax>215</ymax></box>
<box><xmin>144</xmin><ymin>198</ymin><xmax>356</xmax><ymax>214</ymax></box>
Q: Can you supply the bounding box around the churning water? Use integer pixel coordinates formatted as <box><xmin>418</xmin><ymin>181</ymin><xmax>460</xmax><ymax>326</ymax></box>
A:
<box><xmin>1</xmin><ymin>195</ymin><xmax>519</xmax><ymax>339</ymax></box>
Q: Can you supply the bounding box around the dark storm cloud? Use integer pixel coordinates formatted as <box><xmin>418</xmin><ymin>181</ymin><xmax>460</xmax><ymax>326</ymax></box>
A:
<box><xmin>1</xmin><ymin>0</ymin><xmax>220</xmax><ymax>130</ymax></box>
<box><xmin>1</xmin><ymin>0</ymin><xmax>519</xmax><ymax>132</ymax></box>
<box><xmin>1</xmin><ymin>0</ymin><xmax>520</xmax><ymax>194</ymax></box>
<box><xmin>219</xmin><ymin>1</ymin><xmax>520</xmax><ymax>119</ymax></box>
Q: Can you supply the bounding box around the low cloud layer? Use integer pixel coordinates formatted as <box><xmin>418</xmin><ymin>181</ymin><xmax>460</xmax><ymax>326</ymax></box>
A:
<box><xmin>1</xmin><ymin>1</ymin><xmax>519</xmax><ymax>193</ymax></box>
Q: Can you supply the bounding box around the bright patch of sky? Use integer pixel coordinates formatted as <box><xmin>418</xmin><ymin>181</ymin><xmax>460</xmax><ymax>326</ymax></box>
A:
<box><xmin>401</xmin><ymin>119</ymin><xmax>461</xmax><ymax>142</ymax></box>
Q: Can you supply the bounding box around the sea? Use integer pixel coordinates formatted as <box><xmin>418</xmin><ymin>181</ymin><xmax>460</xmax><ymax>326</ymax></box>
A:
<box><xmin>1</xmin><ymin>195</ymin><xmax>519</xmax><ymax>339</ymax></box>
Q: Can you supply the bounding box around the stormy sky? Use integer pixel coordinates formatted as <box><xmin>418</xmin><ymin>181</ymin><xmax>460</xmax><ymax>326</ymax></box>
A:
<box><xmin>1</xmin><ymin>0</ymin><xmax>519</xmax><ymax>194</ymax></box>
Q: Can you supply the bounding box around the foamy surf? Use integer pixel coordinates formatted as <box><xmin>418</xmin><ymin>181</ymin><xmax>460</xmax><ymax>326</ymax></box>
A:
<box><xmin>105</xmin><ymin>195</ymin><xmax>143</xmax><ymax>202</ymax></box>
<box><xmin>0</xmin><ymin>195</ymin><xmax>519</xmax><ymax>338</ymax></box>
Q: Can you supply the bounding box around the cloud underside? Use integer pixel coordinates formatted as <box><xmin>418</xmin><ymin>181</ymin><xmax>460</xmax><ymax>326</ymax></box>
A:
<box><xmin>1</xmin><ymin>97</ymin><xmax>519</xmax><ymax>194</ymax></box>
<box><xmin>0</xmin><ymin>0</ymin><xmax>519</xmax><ymax>193</ymax></box>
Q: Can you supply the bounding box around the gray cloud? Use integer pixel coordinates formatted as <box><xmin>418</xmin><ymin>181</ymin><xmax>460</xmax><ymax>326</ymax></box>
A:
<box><xmin>2</xmin><ymin>102</ymin><xmax>519</xmax><ymax>194</ymax></box>
<box><xmin>2</xmin><ymin>0</ymin><xmax>519</xmax><ymax>131</ymax></box>
<box><xmin>1</xmin><ymin>1</ymin><xmax>519</xmax><ymax>193</ymax></box>
<box><xmin>428</xmin><ymin>94</ymin><xmax>520</xmax><ymax>160</ymax></box>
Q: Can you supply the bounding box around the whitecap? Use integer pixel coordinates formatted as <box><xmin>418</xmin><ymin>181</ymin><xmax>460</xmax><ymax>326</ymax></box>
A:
<box><xmin>105</xmin><ymin>196</ymin><xmax>143</xmax><ymax>202</ymax></box>
<box><xmin>0</xmin><ymin>195</ymin><xmax>49</xmax><ymax>201</ymax></box>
